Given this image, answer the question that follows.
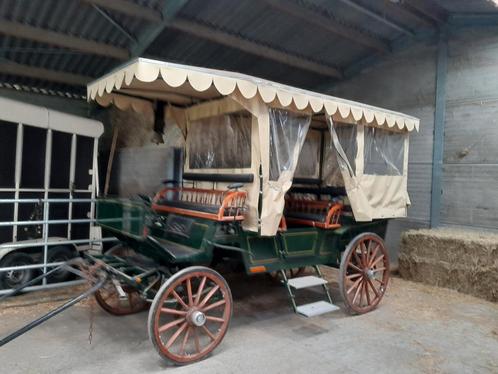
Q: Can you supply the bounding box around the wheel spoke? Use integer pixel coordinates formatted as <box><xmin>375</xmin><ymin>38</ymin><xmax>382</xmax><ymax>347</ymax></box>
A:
<box><xmin>368</xmin><ymin>244</ymin><xmax>381</xmax><ymax>267</ymax></box>
<box><xmin>165</xmin><ymin>322</ymin><xmax>188</xmax><ymax>349</ymax></box>
<box><xmin>202</xmin><ymin>299</ymin><xmax>226</xmax><ymax>313</ymax></box>
<box><xmin>194</xmin><ymin>327</ymin><xmax>201</xmax><ymax>353</ymax></box>
<box><xmin>370</xmin><ymin>254</ymin><xmax>385</xmax><ymax>268</ymax></box>
<box><xmin>359</xmin><ymin>281</ymin><xmax>364</xmax><ymax>306</ymax></box>
<box><xmin>365</xmin><ymin>240</ymin><xmax>372</xmax><ymax>265</ymax></box>
<box><xmin>205</xmin><ymin>315</ymin><xmax>225</xmax><ymax>323</ymax></box>
<box><xmin>195</xmin><ymin>276</ymin><xmax>207</xmax><ymax>305</ymax></box>
<box><xmin>366</xmin><ymin>278</ymin><xmax>380</xmax><ymax>299</ymax></box>
<box><xmin>202</xmin><ymin>325</ymin><xmax>216</xmax><ymax>341</ymax></box>
<box><xmin>158</xmin><ymin>317</ymin><xmax>185</xmax><ymax>333</ymax></box>
<box><xmin>352</xmin><ymin>280</ymin><xmax>363</xmax><ymax>304</ymax></box>
<box><xmin>171</xmin><ymin>290</ymin><xmax>189</xmax><ymax>310</ymax></box>
<box><xmin>346</xmin><ymin>273</ymin><xmax>362</xmax><ymax>280</ymax></box>
<box><xmin>360</xmin><ymin>242</ymin><xmax>368</xmax><ymax>267</ymax></box>
<box><xmin>186</xmin><ymin>278</ymin><xmax>193</xmax><ymax>306</ymax></box>
<box><xmin>179</xmin><ymin>326</ymin><xmax>191</xmax><ymax>355</ymax></box>
<box><xmin>347</xmin><ymin>276</ymin><xmax>363</xmax><ymax>295</ymax></box>
<box><xmin>198</xmin><ymin>285</ymin><xmax>220</xmax><ymax>308</ymax></box>
<box><xmin>364</xmin><ymin>280</ymin><xmax>371</xmax><ymax>305</ymax></box>
<box><xmin>160</xmin><ymin>308</ymin><xmax>187</xmax><ymax>316</ymax></box>
<box><xmin>353</xmin><ymin>249</ymin><xmax>362</xmax><ymax>268</ymax></box>
<box><xmin>372</xmin><ymin>267</ymin><xmax>386</xmax><ymax>273</ymax></box>
<box><xmin>348</xmin><ymin>262</ymin><xmax>363</xmax><ymax>273</ymax></box>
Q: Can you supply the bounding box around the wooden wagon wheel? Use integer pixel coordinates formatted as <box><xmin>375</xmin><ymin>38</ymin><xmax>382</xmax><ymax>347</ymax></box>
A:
<box><xmin>94</xmin><ymin>244</ymin><xmax>149</xmax><ymax>316</ymax></box>
<box><xmin>148</xmin><ymin>266</ymin><xmax>232</xmax><ymax>365</ymax></box>
<box><xmin>339</xmin><ymin>233</ymin><xmax>390</xmax><ymax>315</ymax></box>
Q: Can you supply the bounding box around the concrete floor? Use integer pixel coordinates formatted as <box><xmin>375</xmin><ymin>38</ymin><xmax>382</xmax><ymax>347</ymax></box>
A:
<box><xmin>1</xmin><ymin>268</ymin><xmax>497</xmax><ymax>374</ymax></box>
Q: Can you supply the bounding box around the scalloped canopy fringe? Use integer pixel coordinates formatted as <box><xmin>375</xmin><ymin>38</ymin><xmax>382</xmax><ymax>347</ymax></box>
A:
<box><xmin>88</xmin><ymin>58</ymin><xmax>420</xmax><ymax>132</ymax></box>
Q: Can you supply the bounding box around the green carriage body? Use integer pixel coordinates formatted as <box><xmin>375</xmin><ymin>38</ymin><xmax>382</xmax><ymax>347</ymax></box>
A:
<box><xmin>96</xmin><ymin>197</ymin><xmax>387</xmax><ymax>275</ymax></box>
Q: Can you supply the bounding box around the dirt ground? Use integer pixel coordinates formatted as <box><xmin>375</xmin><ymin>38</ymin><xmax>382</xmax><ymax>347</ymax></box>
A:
<box><xmin>1</xmin><ymin>268</ymin><xmax>497</xmax><ymax>374</ymax></box>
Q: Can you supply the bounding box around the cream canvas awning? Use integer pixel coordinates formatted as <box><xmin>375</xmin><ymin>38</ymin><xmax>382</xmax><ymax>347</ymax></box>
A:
<box><xmin>87</xmin><ymin>58</ymin><xmax>419</xmax><ymax>132</ymax></box>
<box><xmin>88</xmin><ymin>58</ymin><xmax>419</xmax><ymax>236</ymax></box>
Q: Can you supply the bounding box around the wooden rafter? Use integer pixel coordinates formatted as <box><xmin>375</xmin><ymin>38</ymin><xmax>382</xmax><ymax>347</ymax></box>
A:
<box><xmin>81</xmin><ymin>0</ymin><xmax>162</xmax><ymax>23</ymax></box>
<box><xmin>335</xmin><ymin>0</ymin><xmax>414</xmax><ymax>36</ymax></box>
<box><xmin>0</xmin><ymin>20</ymin><xmax>129</xmax><ymax>60</ymax></box>
<box><xmin>404</xmin><ymin>0</ymin><xmax>448</xmax><ymax>25</ymax></box>
<box><xmin>131</xmin><ymin>0</ymin><xmax>189</xmax><ymax>57</ymax></box>
<box><xmin>0</xmin><ymin>60</ymin><xmax>92</xmax><ymax>86</ymax></box>
<box><xmin>169</xmin><ymin>19</ymin><xmax>343</xmax><ymax>79</ymax></box>
<box><xmin>262</xmin><ymin>0</ymin><xmax>390</xmax><ymax>53</ymax></box>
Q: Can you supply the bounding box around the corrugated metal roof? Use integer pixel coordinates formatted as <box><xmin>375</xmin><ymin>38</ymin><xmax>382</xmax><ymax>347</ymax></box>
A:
<box><xmin>0</xmin><ymin>0</ymin><xmax>495</xmax><ymax>98</ymax></box>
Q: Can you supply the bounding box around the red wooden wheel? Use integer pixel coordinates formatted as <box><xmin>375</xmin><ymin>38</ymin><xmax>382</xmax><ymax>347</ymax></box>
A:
<box><xmin>339</xmin><ymin>233</ymin><xmax>390</xmax><ymax>315</ymax></box>
<box><xmin>148</xmin><ymin>266</ymin><xmax>232</xmax><ymax>365</ymax></box>
<box><xmin>94</xmin><ymin>245</ymin><xmax>148</xmax><ymax>316</ymax></box>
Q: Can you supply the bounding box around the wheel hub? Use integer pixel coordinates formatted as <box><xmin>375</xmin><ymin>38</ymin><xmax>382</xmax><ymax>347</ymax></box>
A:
<box><xmin>6</xmin><ymin>270</ymin><xmax>23</xmax><ymax>283</ymax></box>
<box><xmin>189</xmin><ymin>310</ymin><xmax>206</xmax><ymax>327</ymax></box>
<box><xmin>365</xmin><ymin>268</ymin><xmax>375</xmax><ymax>280</ymax></box>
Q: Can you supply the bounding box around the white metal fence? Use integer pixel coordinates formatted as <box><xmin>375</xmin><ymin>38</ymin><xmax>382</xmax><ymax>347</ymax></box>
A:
<box><xmin>0</xmin><ymin>197</ymin><xmax>116</xmax><ymax>296</ymax></box>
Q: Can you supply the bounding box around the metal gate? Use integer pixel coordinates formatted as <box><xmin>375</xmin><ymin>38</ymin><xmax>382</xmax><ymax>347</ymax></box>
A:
<box><xmin>0</xmin><ymin>97</ymin><xmax>106</xmax><ymax>294</ymax></box>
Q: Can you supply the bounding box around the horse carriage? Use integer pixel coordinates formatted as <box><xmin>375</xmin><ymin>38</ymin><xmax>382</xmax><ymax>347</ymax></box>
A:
<box><xmin>1</xmin><ymin>58</ymin><xmax>419</xmax><ymax>365</ymax></box>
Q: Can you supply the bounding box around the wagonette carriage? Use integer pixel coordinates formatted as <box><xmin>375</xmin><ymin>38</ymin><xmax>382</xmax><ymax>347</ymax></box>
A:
<box><xmin>0</xmin><ymin>58</ymin><xmax>419</xmax><ymax>365</ymax></box>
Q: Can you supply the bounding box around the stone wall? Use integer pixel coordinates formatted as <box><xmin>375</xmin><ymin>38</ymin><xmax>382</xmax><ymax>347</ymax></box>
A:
<box><xmin>399</xmin><ymin>228</ymin><xmax>498</xmax><ymax>302</ymax></box>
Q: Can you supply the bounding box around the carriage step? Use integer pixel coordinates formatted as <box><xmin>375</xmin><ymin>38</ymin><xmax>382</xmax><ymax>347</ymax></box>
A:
<box><xmin>287</xmin><ymin>275</ymin><xmax>328</xmax><ymax>289</ymax></box>
<box><xmin>296</xmin><ymin>301</ymin><xmax>340</xmax><ymax>317</ymax></box>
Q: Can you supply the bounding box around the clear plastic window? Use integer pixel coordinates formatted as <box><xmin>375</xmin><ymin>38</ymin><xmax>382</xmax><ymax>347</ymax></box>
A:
<box><xmin>269</xmin><ymin>108</ymin><xmax>311</xmax><ymax>181</ymax></box>
<box><xmin>364</xmin><ymin>127</ymin><xmax>404</xmax><ymax>176</ymax></box>
<box><xmin>294</xmin><ymin>128</ymin><xmax>321</xmax><ymax>179</ymax></box>
<box><xmin>188</xmin><ymin>113</ymin><xmax>251</xmax><ymax>169</ymax></box>
<box><xmin>323</xmin><ymin>123</ymin><xmax>357</xmax><ymax>186</ymax></box>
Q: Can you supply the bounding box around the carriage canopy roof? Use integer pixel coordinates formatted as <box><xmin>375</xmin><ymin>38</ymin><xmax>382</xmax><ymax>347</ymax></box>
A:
<box><xmin>88</xmin><ymin>58</ymin><xmax>419</xmax><ymax>236</ymax></box>
<box><xmin>88</xmin><ymin>58</ymin><xmax>419</xmax><ymax>132</ymax></box>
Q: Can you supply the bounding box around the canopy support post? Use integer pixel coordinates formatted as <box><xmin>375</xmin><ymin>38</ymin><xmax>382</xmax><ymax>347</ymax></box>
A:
<box><xmin>430</xmin><ymin>31</ymin><xmax>448</xmax><ymax>228</ymax></box>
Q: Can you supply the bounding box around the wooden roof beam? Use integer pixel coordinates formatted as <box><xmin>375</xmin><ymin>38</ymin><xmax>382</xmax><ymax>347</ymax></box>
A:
<box><xmin>335</xmin><ymin>0</ymin><xmax>414</xmax><ymax>37</ymax></box>
<box><xmin>404</xmin><ymin>0</ymin><xmax>448</xmax><ymax>25</ymax></box>
<box><xmin>262</xmin><ymin>0</ymin><xmax>390</xmax><ymax>53</ymax></box>
<box><xmin>0</xmin><ymin>59</ymin><xmax>92</xmax><ymax>86</ymax></box>
<box><xmin>81</xmin><ymin>0</ymin><xmax>162</xmax><ymax>23</ymax></box>
<box><xmin>384</xmin><ymin>0</ymin><xmax>446</xmax><ymax>28</ymax></box>
<box><xmin>0</xmin><ymin>20</ymin><xmax>129</xmax><ymax>60</ymax></box>
<box><xmin>131</xmin><ymin>0</ymin><xmax>189</xmax><ymax>57</ymax></box>
<box><xmin>169</xmin><ymin>19</ymin><xmax>343</xmax><ymax>79</ymax></box>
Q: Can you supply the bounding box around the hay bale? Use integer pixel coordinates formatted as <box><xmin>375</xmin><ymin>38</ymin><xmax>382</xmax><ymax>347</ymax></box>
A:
<box><xmin>399</xmin><ymin>228</ymin><xmax>498</xmax><ymax>302</ymax></box>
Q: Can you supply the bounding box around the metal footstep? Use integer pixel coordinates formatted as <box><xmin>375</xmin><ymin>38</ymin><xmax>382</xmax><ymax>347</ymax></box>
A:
<box><xmin>296</xmin><ymin>300</ymin><xmax>340</xmax><ymax>317</ymax></box>
<box><xmin>287</xmin><ymin>275</ymin><xmax>328</xmax><ymax>289</ymax></box>
<box><xmin>281</xmin><ymin>266</ymin><xmax>339</xmax><ymax>317</ymax></box>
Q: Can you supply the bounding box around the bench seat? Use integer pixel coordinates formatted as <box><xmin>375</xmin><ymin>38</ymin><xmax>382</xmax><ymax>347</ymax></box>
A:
<box><xmin>152</xmin><ymin>187</ymin><xmax>246</xmax><ymax>221</ymax></box>
<box><xmin>156</xmin><ymin>199</ymin><xmax>221</xmax><ymax>215</ymax></box>
<box><xmin>284</xmin><ymin>197</ymin><xmax>342</xmax><ymax>229</ymax></box>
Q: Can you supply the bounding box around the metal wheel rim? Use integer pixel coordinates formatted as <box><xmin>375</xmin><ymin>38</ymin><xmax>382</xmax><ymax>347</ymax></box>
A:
<box><xmin>340</xmin><ymin>233</ymin><xmax>389</xmax><ymax>314</ymax></box>
<box><xmin>3</xmin><ymin>261</ymin><xmax>31</xmax><ymax>287</ymax></box>
<box><xmin>150</xmin><ymin>267</ymin><xmax>232</xmax><ymax>364</ymax></box>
